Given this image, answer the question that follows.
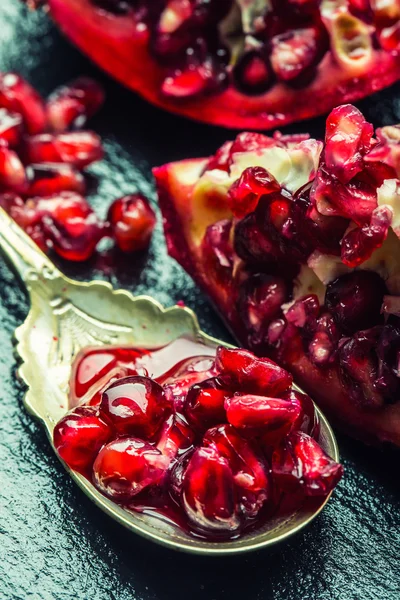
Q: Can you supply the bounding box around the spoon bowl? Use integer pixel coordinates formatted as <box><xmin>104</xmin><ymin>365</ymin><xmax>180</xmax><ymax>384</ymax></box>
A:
<box><xmin>0</xmin><ymin>207</ymin><xmax>340</xmax><ymax>555</ymax></box>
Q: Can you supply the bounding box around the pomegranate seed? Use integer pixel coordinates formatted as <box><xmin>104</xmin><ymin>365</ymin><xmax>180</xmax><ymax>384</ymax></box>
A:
<box><xmin>230</xmin><ymin>132</ymin><xmax>276</xmax><ymax>156</ymax></box>
<box><xmin>325</xmin><ymin>270</ymin><xmax>386</xmax><ymax>335</ymax></box>
<box><xmin>206</xmin><ymin>141</ymin><xmax>233</xmax><ymax>172</ymax></box>
<box><xmin>93</xmin><ymin>437</ymin><xmax>169</xmax><ymax>501</ymax></box>
<box><xmin>161</xmin><ymin>356</ymin><xmax>216</xmax><ymax>410</ymax></box>
<box><xmin>270</xmin><ymin>27</ymin><xmax>327</xmax><ymax>85</ymax></box>
<box><xmin>225</xmin><ymin>394</ymin><xmax>302</xmax><ymax>433</ymax></box>
<box><xmin>184</xmin><ymin>377</ymin><xmax>229</xmax><ymax>433</ymax></box>
<box><xmin>26</xmin><ymin>163</ymin><xmax>86</xmax><ymax>196</ymax></box>
<box><xmin>0</xmin><ymin>73</ymin><xmax>46</xmax><ymax>134</ymax></box>
<box><xmin>156</xmin><ymin>412</ymin><xmax>195</xmax><ymax>459</ymax></box>
<box><xmin>340</xmin><ymin>205</ymin><xmax>392</xmax><ymax>267</ymax></box>
<box><xmin>201</xmin><ymin>219</ymin><xmax>233</xmax><ymax>283</ymax></box>
<box><xmin>53</xmin><ymin>405</ymin><xmax>112</xmax><ymax>473</ymax></box>
<box><xmin>24</xmin><ymin>131</ymin><xmax>104</xmax><ymax>169</ymax></box>
<box><xmin>47</xmin><ymin>77</ymin><xmax>105</xmax><ymax>132</ymax></box>
<box><xmin>0</xmin><ymin>108</ymin><xmax>23</xmax><ymax>147</ymax></box>
<box><xmin>161</xmin><ymin>58</ymin><xmax>227</xmax><ymax>100</ymax></box>
<box><xmin>379</xmin><ymin>22</ymin><xmax>400</xmax><ymax>51</ymax></box>
<box><xmin>233</xmin><ymin>51</ymin><xmax>274</xmax><ymax>95</ymax></box>
<box><xmin>308</xmin><ymin>312</ymin><xmax>339</xmax><ymax>367</ymax></box>
<box><xmin>285</xmin><ymin>294</ymin><xmax>320</xmax><ymax>329</ymax></box>
<box><xmin>107</xmin><ymin>194</ymin><xmax>156</xmax><ymax>253</ymax></box>
<box><xmin>272</xmin><ymin>431</ymin><xmax>343</xmax><ymax>496</ymax></box>
<box><xmin>181</xmin><ymin>445</ymin><xmax>241</xmax><ymax>534</ymax></box>
<box><xmin>100</xmin><ymin>375</ymin><xmax>169</xmax><ymax>438</ymax></box>
<box><xmin>204</xmin><ymin>424</ymin><xmax>271</xmax><ymax>518</ymax></box>
<box><xmin>324</xmin><ymin>104</ymin><xmax>374</xmax><ymax>183</ymax></box>
<box><xmin>0</xmin><ymin>144</ymin><xmax>27</xmax><ymax>193</ymax></box>
<box><xmin>228</xmin><ymin>167</ymin><xmax>280</xmax><ymax>219</ymax></box>
<box><xmin>234</xmin><ymin>214</ymin><xmax>284</xmax><ymax>266</ymax></box>
<box><xmin>216</xmin><ymin>346</ymin><xmax>293</xmax><ymax>396</ymax></box>
<box><xmin>282</xmin><ymin>389</ymin><xmax>319</xmax><ymax>438</ymax></box>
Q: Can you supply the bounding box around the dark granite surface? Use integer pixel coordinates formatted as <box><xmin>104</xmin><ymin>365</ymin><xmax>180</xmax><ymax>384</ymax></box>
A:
<box><xmin>0</xmin><ymin>2</ymin><xmax>400</xmax><ymax>599</ymax></box>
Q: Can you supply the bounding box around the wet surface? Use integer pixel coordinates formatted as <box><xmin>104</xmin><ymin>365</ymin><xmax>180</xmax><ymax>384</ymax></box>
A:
<box><xmin>0</xmin><ymin>2</ymin><xmax>399</xmax><ymax>599</ymax></box>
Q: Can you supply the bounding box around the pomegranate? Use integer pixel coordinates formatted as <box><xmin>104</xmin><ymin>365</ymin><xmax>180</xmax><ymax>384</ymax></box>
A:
<box><xmin>54</xmin><ymin>341</ymin><xmax>342</xmax><ymax>540</ymax></box>
<box><xmin>107</xmin><ymin>194</ymin><xmax>156</xmax><ymax>253</ymax></box>
<box><xmin>23</xmin><ymin>0</ymin><xmax>400</xmax><ymax>130</ymax></box>
<box><xmin>154</xmin><ymin>104</ymin><xmax>400</xmax><ymax>446</ymax></box>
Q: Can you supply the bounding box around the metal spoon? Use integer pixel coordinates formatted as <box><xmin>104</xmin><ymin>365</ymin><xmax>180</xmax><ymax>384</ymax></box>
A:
<box><xmin>0</xmin><ymin>207</ymin><xmax>340</xmax><ymax>555</ymax></box>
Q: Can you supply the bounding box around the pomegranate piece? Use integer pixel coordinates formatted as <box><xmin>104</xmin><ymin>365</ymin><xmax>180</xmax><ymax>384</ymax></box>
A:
<box><xmin>156</xmin><ymin>413</ymin><xmax>195</xmax><ymax>460</ymax></box>
<box><xmin>203</xmin><ymin>424</ymin><xmax>271</xmax><ymax>518</ymax></box>
<box><xmin>25</xmin><ymin>163</ymin><xmax>86</xmax><ymax>196</ymax></box>
<box><xmin>325</xmin><ymin>271</ymin><xmax>386</xmax><ymax>335</ymax></box>
<box><xmin>184</xmin><ymin>377</ymin><xmax>229</xmax><ymax>433</ymax></box>
<box><xmin>181</xmin><ymin>445</ymin><xmax>241</xmax><ymax>535</ymax></box>
<box><xmin>228</xmin><ymin>167</ymin><xmax>280</xmax><ymax>219</ymax></box>
<box><xmin>40</xmin><ymin>0</ymin><xmax>400</xmax><ymax>129</ymax></box>
<box><xmin>225</xmin><ymin>394</ymin><xmax>302</xmax><ymax>433</ymax></box>
<box><xmin>93</xmin><ymin>437</ymin><xmax>169</xmax><ymax>501</ymax></box>
<box><xmin>0</xmin><ymin>109</ymin><xmax>23</xmax><ymax>147</ymax></box>
<box><xmin>46</xmin><ymin>76</ymin><xmax>105</xmax><ymax>131</ymax></box>
<box><xmin>0</xmin><ymin>144</ymin><xmax>27</xmax><ymax>194</ymax></box>
<box><xmin>53</xmin><ymin>405</ymin><xmax>112</xmax><ymax>473</ymax></box>
<box><xmin>340</xmin><ymin>206</ymin><xmax>392</xmax><ymax>267</ymax></box>
<box><xmin>0</xmin><ymin>72</ymin><xmax>46</xmax><ymax>134</ymax></box>
<box><xmin>215</xmin><ymin>347</ymin><xmax>293</xmax><ymax>396</ymax></box>
<box><xmin>100</xmin><ymin>375</ymin><xmax>169</xmax><ymax>438</ymax></box>
<box><xmin>23</xmin><ymin>131</ymin><xmax>104</xmax><ymax>169</ymax></box>
<box><xmin>107</xmin><ymin>194</ymin><xmax>156</xmax><ymax>253</ymax></box>
<box><xmin>324</xmin><ymin>104</ymin><xmax>373</xmax><ymax>183</ymax></box>
<box><xmin>272</xmin><ymin>431</ymin><xmax>343</xmax><ymax>496</ymax></box>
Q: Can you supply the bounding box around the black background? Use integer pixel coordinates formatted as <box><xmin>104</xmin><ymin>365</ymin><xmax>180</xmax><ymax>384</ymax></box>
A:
<box><xmin>1</xmin><ymin>2</ymin><xmax>400</xmax><ymax>599</ymax></box>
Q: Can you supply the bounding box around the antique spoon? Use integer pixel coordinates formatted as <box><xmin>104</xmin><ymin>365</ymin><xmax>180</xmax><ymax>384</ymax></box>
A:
<box><xmin>0</xmin><ymin>207</ymin><xmax>340</xmax><ymax>555</ymax></box>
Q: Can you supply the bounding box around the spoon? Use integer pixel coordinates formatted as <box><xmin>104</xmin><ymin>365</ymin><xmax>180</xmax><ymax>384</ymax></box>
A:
<box><xmin>0</xmin><ymin>207</ymin><xmax>340</xmax><ymax>555</ymax></box>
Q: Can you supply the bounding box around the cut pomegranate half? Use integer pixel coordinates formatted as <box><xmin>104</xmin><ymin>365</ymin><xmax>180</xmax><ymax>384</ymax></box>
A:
<box><xmin>29</xmin><ymin>0</ymin><xmax>400</xmax><ymax>129</ymax></box>
<box><xmin>155</xmin><ymin>105</ymin><xmax>400</xmax><ymax>446</ymax></box>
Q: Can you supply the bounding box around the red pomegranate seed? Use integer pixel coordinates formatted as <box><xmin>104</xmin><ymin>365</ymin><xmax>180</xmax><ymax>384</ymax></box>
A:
<box><xmin>47</xmin><ymin>77</ymin><xmax>105</xmax><ymax>132</ymax></box>
<box><xmin>23</xmin><ymin>131</ymin><xmax>104</xmax><ymax>168</ymax></box>
<box><xmin>181</xmin><ymin>445</ymin><xmax>241</xmax><ymax>534</ymax></box>
<box><xmin>233</xmin><ymin>51</ymin><xmax>274</xmax><ymax>96</ymax></box>
<box><xmin>234</xmin><ymin>214</ymin><xmax>283</xmax><ymax>266</ymax></box>
<box><xmin>53</xmin><ymin>405</ymin><xmax>112</xmax><ymax>472</ymax></box>
<box><xmin>340</xmin><ymin>205</ymin><xmax>392</xmax><ymax>267</ymax></box>
<box><xmin>228</xmin><ymin>167</ymin><xmax>280</xmax><ymax>219</ymax></box>
<box><xmin>285</xmin><ymin>294</ymin><xmax>320</xmax><ymax>328</ymax></box>
<box><xmin>270</xmin><ymin>27</ymin><xmax>326</xmax><ymax>85</ymax></box>
<box><xmin>272</xmin><ymin>431</ymin><xmax>343</xmax><ymax>496</ymax></box>
<box><xmin>107</xmin><ymin>194</ymin><xmax>156</xmax><ymax>253</ymax></box>
<box><xmin>282</xmin><ymin>389</ymin><xmax>319</xmax><ymax>438</ymax></box>
<box><xmin>161</xmin><ymin>57</ymin><xmax>227</xmax><ymax>100</ymax></box>
<box><xmin>201</xmin><ymin>219</ymin><xmax>233</xmax><ymax>283</ymax></box>
<box><xmin>100</xmin><ymin>375</ymin><xmax>169</xmax><ymax>438</ymax></box>
<box><xmin>26</xmin><ymin>163</ymin><xmax>86</xmax><ymax>196</ymax></box>
<box><xmin>203</xmin><ymin>424</ymin><xmax>271</xmax><ymax>518</ymax></box>
<box><xmin>324</xmin><ymin>104</ymin><xmax>374</xmax><ymax>183</ymax></box>
<box><xmin>325</xmin><ymin>270</ymin><xmax>387</xmax><ymax>335</ymax></box>
<box><xmin>0</xmin><ymin>144</ymin><xmax>27</xmax><ymax>193</ymax></box>
<box><xmin>0</xmin><ymin>108</ymin><xmax>23</xmax><ymax>147</ymax></box>
<box><xmin>184</xmin><ymin>377</ymin><xmax>229</xmax><ymax>433</ymax></box>
<box><xmin>93</xmin><ymin>437</ymin><xmax>169</xmax><ymax>501</ymax></box>
<box><xmin>156</xmin><ymin>412</ymin><xmax>194</xmax><ymax>459</ymax></box>
<box><xmin>379</xmin><ymin>22</ymin><xmax>400</xmax><ymax>51</ymax></box>
<box><xmin>224</xmin><ymin>394</ymin><xmax>302</xmax><ymax>433</ymax></box>
<box><xmin>216</xmin><ymin>347</ymin><xmax>293</xmax><ymax>396</ymax></box>
<box><xmin>0</xmin><ymin>73</ymin><xmax>46</xmax><ymax>134</ymax></box>
<box><xmin>206</xmin><ymin>141</ymin><xmax>233</xmax><ymax>172</ymax></box>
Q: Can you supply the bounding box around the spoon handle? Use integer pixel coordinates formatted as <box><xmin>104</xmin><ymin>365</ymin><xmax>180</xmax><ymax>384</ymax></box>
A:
<box><xmin>0</xmin><ymin>207</ymin><xmax>60</xmax><ymax>285</ymax></box>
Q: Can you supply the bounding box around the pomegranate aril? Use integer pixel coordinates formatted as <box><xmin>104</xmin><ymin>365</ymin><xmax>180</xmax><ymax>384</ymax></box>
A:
<box><xmin>325</xmin><ymin>270</ymin><xmax>387</xmax><ymax>335</ymax></box>
<box><xmin>228</xmin><ymin>167</ymin><xmax>281</xmax><ymax>219</ymax></box>
<box><xmin>184</xmin><ymin>377</ymin><xmax>229</xmax><ymax>433</ymax></box>
<box><xmin>181</xmin><ymin>445</ymin><xmax>241</xmax><ymax>535</ymax></box>
<box><xmin>340</xmin><ymin>205</ymin><xmax>392</xmax><ymax>267</ymax></box>
<box><xmin>160</xmin><ymin>355</ymin><xmax>216</xmax><ymax>409</ymax></box>
<box><xmin>161</xmin><ymin>57</ymin><xmax>228</xmax><ymax>100</ymax></box>
<box><xmin>203</xmin><ymin>424</ymin><xmax>271</xmax><ymax>518</ymax></box>
<box><xmin>26</xmin><ymin>163</ymin><xmax>86</xmax><ymax>196</ymax></box>
<box><xmin>308</xmin><ymin>313</ymin><xmax>339</xmax><ymax>367</ymax></box>
<box><xmin>24</xmin><ymin>131</ymin><xmax>104</xmax><ymax>169</ymax></box>
<box><xmin>206</xmin><ymin>141</ymin><xmax>233</xmax><ymax>172</ymax></box>
<box><xmin>47</xmin><ymin>77</ymin><xmax>105</xmax><ymax>132</ymax></box>
<box><xmin>53</xmin><ymin>405</ymin><xmax>112</xmax><ymax>473</ymax></box>
<box><xmin>107</xmin><ymin>194</ymin><xmax>156</xmax><ymax>253</ymax></box>
<box><xmin>285</xmin><ymin>294</ymin><xmax>320</xmax><ymax>329</ymax></box>
<box><xmin>100</xmin><ymin>375</ymin><xmax>169</xmax><ymax>438</ymax></box>
<box><xmin>156</xmin><ymin>412</ymin><xmax>195</xmax><ymax>459</ymax></box>
<box><xmin>270</xmin><ymin>27</ymin><xmax>327</xmax><ymax>85</ymax></box>
<box><xmin>379</xmin><ymin>22</ymin><xmax>400</xmax><ymax>51</ymax></box>
<box><xmin>234</xmin><ymin>214</ymin><xmax>283</xmax><ymax>266</ymax></box>
<box><xmin>0</xmin><ymin>144</ymin><xmax>27</xmax><ymax>194</ymax></box>
<box><xmin>225</xmin><ymin>394</ymin><xmax>302</xmax><ymax>433</ymax></box>
<box><xmin>93</xmin><ymin>437</ymin><xmax>169</xmax><ymax>501</ymax></box>
<box><xmin>0</xmin><ymin>109</ymin><xmax>23</xmax><ymax>147</ymax></box>
<box><xmin>216</xmin><ymin>346</ymin><xmax>293</xmax><ymax>396</ymax></box>
<box><xmin>324</xmin><ymin>104</ymin><xmax>374</xmax><ymax>183</ymax></box>
<box><xmin>283</xmin><ymin>389</ymin><xmax>319</xmax><ymax>438</ymax></box>
<box><xmin>0</xmin><ymin>73</ymin><xmax>46</xmax><ymax>135</ymax></box>
<box><xmin>375</xmin><ymin>324</ymin><xmax>400</xmax><ymax>399</ymax></box>
<box><xmin>233</xmin><ymin>51</ymin><xmax>274</xmax><ymax>96</ymax></box>
<box><xmin>272</xmin><ymin>431</ymin><xmax>343</xmax><ymax>496</ymax></box>
<box><xmin>201</xmin><ymin>219</ymin><xmax>233</xmax><ymax>284</ymax></box>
